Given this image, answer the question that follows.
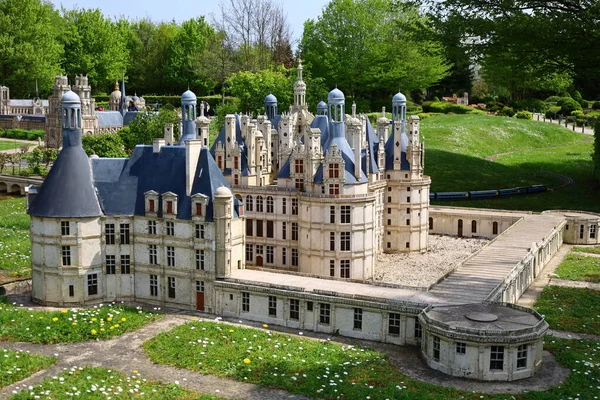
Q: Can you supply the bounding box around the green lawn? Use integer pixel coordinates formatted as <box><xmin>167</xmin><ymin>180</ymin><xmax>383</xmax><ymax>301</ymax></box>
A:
<box><xmin>144</xmin><ymin>320</ymin><xmax>600</xmax><ymax>400</ymax></box>
<box><xmin>0</xmin><ymin>141</ymin><xmax>23</xmax><ymax>151</ymax></box>
<box><xmin>573</xmin><ymin>246</ymin><xmax>600</xmax><ymax>255</ymax></box>
<box><xmin>422</xmin><ymin>114</ymin><xmax>599</xmax><ymax>212</ymax></box>
<box><xmin>8</xmin><ymin>366</ymin><xmax>224</xmax><ymax>399</ymax></box>
<box><xmin>0</xmin><ymin>349</ymin><xmax>55</xmax><ymax>389</ymax></box>
<box><xmin>554</xmin><ymin>253</ymin><xmax>600</xmax><ymax>283</ymax></box>
<box><xmin>0</xmin><ymin>197</ymin><xmax>30</xmax><ymax>277</ymax></box>
<box><xmin>533</xmin><ymin>286</ymin><xmax>600</xmax><ymax>334</ymax></box>
<box><xmin>0</xmin><ymin>302</ymin><xmax>161</xmax><ymax>343</ymax></box>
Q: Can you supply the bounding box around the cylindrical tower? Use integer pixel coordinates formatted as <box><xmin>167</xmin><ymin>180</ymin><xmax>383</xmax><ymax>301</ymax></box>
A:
<box><xmin>179</xmin><ymin>89</ymin><xmax>197</xmax><ymax>143</ymax></box>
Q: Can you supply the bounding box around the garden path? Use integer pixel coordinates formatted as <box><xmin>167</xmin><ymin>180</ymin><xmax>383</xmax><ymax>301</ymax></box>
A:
<box><xmin>531</xmin><ymin>113</ymin><xmax>594</xmax><ymax>135</ymax></box>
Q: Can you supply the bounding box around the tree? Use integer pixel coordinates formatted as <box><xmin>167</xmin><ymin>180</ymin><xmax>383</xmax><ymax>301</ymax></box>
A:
<box><xmin>226</xmin><ymin>67</ymin><xmax>294</xmax><ymax>114</ymax></box>
<box><xmin>0</xmin><ymin>0</ymin><xmax>63</xmax><ymax>97</ymax></box>
<box><xmin>25</xmin><ymin>146</ymin><xmax>57</xmax><ymax>175</ymax></box>
<box><xmin>120</xmin><ymin>109</ymin><xmax>180</xmax><ymax>152</ymax></box>
<box><xmin>81</xmin><ymin>134</ymin><xmax>127</xmax><ymax>158</ymax></box>
<box><xmin>300</xmin><ymin>0</ymin><xmax>449</xmax><ymax>103</ymax></box>
<box><xmin>594</xmin><ymin>119</ymin><xmax>600</xmax><ymax>183</ymax></box>
<box><xmin>61</xmin><ymin>8</ymin><xmax>129</xmax><ymax>90</ymax></box>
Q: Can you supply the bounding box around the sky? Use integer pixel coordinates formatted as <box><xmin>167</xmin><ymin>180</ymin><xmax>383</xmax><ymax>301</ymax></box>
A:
<box><xmin>48</xmin><ymin>0</ymin><xmax>329</xmax><ymax>45</ymax></box>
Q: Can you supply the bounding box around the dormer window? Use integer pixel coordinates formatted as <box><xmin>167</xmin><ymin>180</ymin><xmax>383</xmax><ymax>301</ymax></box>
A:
<box><xmin>218</xmin><ymin>155</ymin><xmax>223</xmax><ymax>169</ymax></box>
<box><xmin>144</xmin><ymin>190</ymin><xmax>159</xmax><ymax>215</ymax></box>
<box><xmin>196</xmin><ymin>203</ymin><xmax>203</xmax><ymax>216</ymax></box>
<box><xmin>162</xmin><ymin>192</ymin><xmax>178</xmax><ymax>217</ymax></box>
<box><xmin>234</xmin><ymin>156</ymin><xmax>239</xmax><ymax>169</ymax></box>
<box><xmin>328</xmin><ymin>163</ymin><xmax>340</xmax><ymax>179</ymax></box>
<box><xmin>191</xmin><ymin>193</ymin><xmax>209</xmax><ymax>221</ymax></box>
<box><xmin>294</xmin><ymin>159</ymin><xmax>304</xmax><ymax>174</ymax></box>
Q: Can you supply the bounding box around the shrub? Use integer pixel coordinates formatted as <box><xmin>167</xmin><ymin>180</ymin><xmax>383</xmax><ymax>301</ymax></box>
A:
<box><xmin>421</xmin><ymin>101</ymin><xmax>472</xmax><ymax>114</ymax></box>
<box><xmin>578</xmin><ymin>99</ymin><xmax>588</xmax><ymax>109</ymax></box>
<box><xmin>516</xmin><ymin>111</ymin><xmax>532</xmax><ymax>120</ymax></box>
<box><xmin>570</xmin><ymin>90</ymin><xmax>583</xmax><ymax>102</ymax></box>
<box><xmin>417</xmin><ymin>112</ymin><xmax>435</xmax><ymax>119</ymax></box>
<box><xmin>513</xmin><ymin>98</ymin><xmax>548</xmax><ymax>112</ymax></box>
<box><xmin>432</xmin><ymin>96</ymin><xmax>440</xmax><ymax>102</ymax></box>
<box><xmin>485</xmin><ymin>101</ymin><xmax>505</xmax><ymax>112</ymax></box>
<box><xmin>571</xmin><ymin>110</ymin><xmax>584</xmax><ymax>118</ymax></box>
<box><xmin>466</xmin><ymin>109</ymin><xmax>486</xmax><ymax>115</ymax></box>
<box><xmin>0</xmin><ymin>129</ymin><xmax>44</xmax><ymax>141</ymax></box>
<box><xmin>545</xmin><ymin>95</ymin><xmax>563</xmax><ymax>103</ymax></box>
<box><xmin>560</xmin><ymin>98</ymin><xmax>582</xmax><ymax>115</ymax></box>
<box><xmin>497</xmin><ymin>106</ymin><xmax>515</xmax><ymax>117</ymax></box>
<box><xmin>593</xmin><ymin>101</ymin><xmax>600</xmax><ymax>110</ymax></box>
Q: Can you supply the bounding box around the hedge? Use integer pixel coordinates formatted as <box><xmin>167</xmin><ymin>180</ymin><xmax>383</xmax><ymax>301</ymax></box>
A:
<box><xmin>93</xmin><ymin>94</ymin><xmax>237</xmax><ymax>111</ymax></box>
<box><xmin>0</xmin><ymin>129</ymin><xmax>45</xmax><ymax>141</ymax></box>
<box><xmin>421</xmin><ymin>101</ymin><xmax>472</xmax><ymax>114</ymax></box>
<box><xmin>516</xmin><ymin>111</ymin><xmax>532</xmax><ymax>120</ymax></box>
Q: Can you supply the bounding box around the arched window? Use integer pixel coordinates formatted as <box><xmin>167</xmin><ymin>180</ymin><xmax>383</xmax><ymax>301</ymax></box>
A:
<box><xmin>493</xmin><ymin>221</ymin><xmax>499</xmax><ymax>235</ymax></box>
<box><xmin>256</xmin><ymin>196</ymin><xmax>264</xmax><ymax>212</ymax></box>
<box><xmin>428</xmin><ymin>217</ymin><xmax>433</xmax><ymax>230</ymax></box>
<box><xmin>471</xmin><ymin>220</ymin><xmax>477</xmax><ymax>233</ymax></box>
<box><xmin>245</xmin><ymin>195</ymin><xmax>253</xmax><ymax>212</ymax></box>
<box><xmin>266</xmin><ymin>196</ymin><xmax>274</xmax><ymax>213</ymax></box>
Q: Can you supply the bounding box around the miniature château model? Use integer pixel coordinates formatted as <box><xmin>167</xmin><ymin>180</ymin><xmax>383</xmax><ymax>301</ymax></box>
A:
<box><xmin>0</xmin><ymin>83</ymin><xmax>49</xmax><ymax>115</ymax></box>
<box><xmin>30</xmin><ymin>63</ymin><xmax>600</xmax><ymax>382</ymax></box>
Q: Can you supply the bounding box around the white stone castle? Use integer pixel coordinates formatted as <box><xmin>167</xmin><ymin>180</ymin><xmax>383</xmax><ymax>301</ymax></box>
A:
<box><xmin>27</xmin><ymin>63</ymin><xmax>600</xmax><ymax>382</ymax></box>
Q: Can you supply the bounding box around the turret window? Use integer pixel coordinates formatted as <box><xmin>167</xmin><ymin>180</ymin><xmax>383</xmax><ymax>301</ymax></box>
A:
<box><xmin>340</xmin><ymin>232</ymin><xmax>350</xmax><ymax>251</ymax></box>
<box><xmin>61</xmin><ymin>246</ymin><xmax>72</xmax><ymax>266</ymax></box>
<box><xmin>106</xmin><ymin>255</ymin><xmax>116</xmax><ymax>274</ymax></box>
<box><xmin>294</xmin><ymin>159</ymin><xmax>304</xmax><ymax>174</ymax></box>
<box><xmin>340</xmin><ymin>260</ymin><xmax>350</xmax><ymax>278</ymax></box>
<box><xmin>234</xmin><ymin>156</ymin><xmax>239</xmax><ymax>169</ymax></box>
<box><xmin>120</xmin><ymin>223</ymin><xmax>130</xmax><ymax>244</ymax></box>
<box><xmin>291</xmin><ymin>198</ymin><xmax>298</xmax><ymax>215</ymax></box>
<box><xmin>60</xmin><ymin>221</ymin><xmax>70</xmax><ymax>236</ymax></box>
<box><xmin>87</xmin><ymin>274</ymin><xmax>98</xmax><ymax>296</ymax></box>
<box><xmin>295</xmin><ymin>179</ymin><xmax>305</xmax><ymax>191</ymax></box>
<box><xmin>329</xmin><ymin>184</ymin><xmax>339</xmax><ymax>195</ymax></box>
<box><xmin>105</xmin><ymin>224</ymin><xmax>115</xmax><ymax>245</ymax></box>
<box><xmin>340</xmin><ymin>206</ymin><xmax>351</xmax><ymax>223</ymax></box>
<box><xmin>166</xmin><ymin>246</ymin><xmax>175</xmax><ymax>267</ymax></box>
<box><xmin>148</xmin><ymin>221</ymin><xmax>157</xmax><ymax>235</ymax></box>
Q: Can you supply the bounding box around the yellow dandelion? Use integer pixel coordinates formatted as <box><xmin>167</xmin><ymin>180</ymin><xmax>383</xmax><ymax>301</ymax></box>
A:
<box><xmin>229</xmin><ymin>329</ymin><xmax>235</xmax><ymax>333</ymax></box>
<box><xmin>91</xmin><ymin>318</ymin><xmax>97</xmax><ymax>322</ymax></box>
<box><xmin>121</xmin><ymin>317</ymin><xmax>126</xmax><ymax>322</ymax></box>
<box><xmin>72</xmin><ymin>322</ymin><xmax>77</xmax><ymax>326</ymax></box>
<box><xmin>38</xmin><ymin>316</ymin><xmax>44</xmax><ymax>320</ymax></box>
<box><xmin>109</xmin><ymin>326</ymin><xmax>115</xmax><ymax>330</ymax></box>
<box><xmin>243</xmin><ymin>358</ymin><xmax>251</xmax><ymax>364</ymax></box>
<box><xmin>262</xmin><ymin>324</ymin><xmax>268</xmax><ymax>328</ymax></box>
<box><xmin>133</xmin><ymin>370</ymin><xmax>139</xmax><ymax>374</ymax></box>
<box><xmin>114</xmin><ymin>324</ymin><xmax>120</xmax><ymax>328</ymax></box>
<box><xmin>61</xmin><ymin>309</ymin><xmax>68</xmax><ymax>313</ymax></box>
<box><xmin>100</xmin><ymin>328</ymin><xmax>105</xmax><ymax>332</ymax></box>
<box><xmin>107</xmin><ymin>317</ymin><xmax>113</xmax><ymax>322</ymax></box>
<box><xmin>51</xmin><ymin>317</ymin><xmax>58</xmax><ymax>322</ymax></box>
<box><xmin>91</xmin><ymin>329</ymin><xmax>97</xmax><ymax>335</ymax></box>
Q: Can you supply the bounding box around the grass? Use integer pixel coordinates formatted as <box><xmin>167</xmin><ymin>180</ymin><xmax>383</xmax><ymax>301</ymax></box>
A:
<box><xmin>573</xmin><ymin>246</ymin><xmax>600</xmax><ymax>255</ymax></box>
<box><xmin>8</xmin><ymin>366</ymin><xmax>224</xmax><ymax>399</ymax></box>
<box><xmin>421</xmin><ymin>114</ymin><xmax>599</xmax><ymax>212</ymax></box>
<box><xmin>554</xmin><ymin>253</ymin><xmax>600</xmax><ymax>283</ymax></box>
<box><xmin>0</xmin><ymin>349</ymin><xmax>55</xmax><ymax>389</ymax></box>
<box><xmin>0</xmin><ymin>302</ymin><xmax>162</xmax><ymax>344</ymax></box>
<box><xmin>0</xmin><ymin>142</ymin><xmax>23</xmax><ymax>151</ymax></box>
<box><xmin>0</xmin><ymin>197</ymin><xmax>30</xmax><ymax>277</ymax></box>
<box><xmin>144</xmin><ymin>320</ymin><xmax>600</xmax><ymax>400</ymax></box>
<box><xmin>533</xmin><ymin>286</ymin><xmax>600</xmax><ymax>334</ymax></box>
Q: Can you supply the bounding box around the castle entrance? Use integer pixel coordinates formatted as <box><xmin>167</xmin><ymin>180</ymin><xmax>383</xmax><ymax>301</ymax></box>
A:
<box><xmin>256</xmin><ymin>256</ymin><xmax>264</xmax><ymax>267</ymax></box>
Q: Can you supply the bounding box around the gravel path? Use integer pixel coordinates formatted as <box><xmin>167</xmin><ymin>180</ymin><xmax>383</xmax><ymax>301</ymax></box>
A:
<box><xmin>375</xmin><ymin>235</ymin><xmax>487</xmax><ymax>288</ymax></box>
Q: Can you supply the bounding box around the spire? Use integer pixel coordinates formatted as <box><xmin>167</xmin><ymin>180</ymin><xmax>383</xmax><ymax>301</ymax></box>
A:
<box><xmin>119</xmin><ymin>72</ymin><xmax>126</xmax><ymax>114</ymax></box>
<box><xmin>297</xmin><ymin>59</ymin><xmax>303</xmax><ymax>81</ymax></box>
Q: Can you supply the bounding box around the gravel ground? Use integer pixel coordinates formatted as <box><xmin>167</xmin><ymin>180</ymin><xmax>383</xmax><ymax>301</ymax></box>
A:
<box><xmin>375</xmin><ymin>235</ymin><xmax>488</xmax><ymax>288</ymax></box>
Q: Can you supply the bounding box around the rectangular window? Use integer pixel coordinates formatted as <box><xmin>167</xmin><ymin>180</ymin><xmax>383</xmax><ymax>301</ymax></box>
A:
<box><xmin>328</xmin><ymin>184</ymin><xmax>339</xmax><ymax>196</ymax></box>
<box><xmin>105</xmin><ymin>223</ymin><xmax>115</xmax><ymax>245</ymax></box>
<box><xmin>291</xmin><ymin>222</ymin><xmax>298</xmax><ymax>241</ymax></box>
<box><xmin>69</xmin><ymin>285</ymin><xmax>74</xmax><ymax>297</ymax></box>
<box><xmin>196</xmin><ymin>280</ymin><xmax>204</xmax><ymax>293</ymax></box>
<box><xmin>61</xmin><ymin>246</ymin><xmax>71</xmax><ymax>266</ymax></box>
<box><xmin>148</xmin><ymin>199</ymin><xmax>155</xmax><ymax>212</ymax></box>
<box><xmin>256</xmin><ymin>220</ymin><xmax>263</xmax><ymax>237</ymax></box>
<box><xmin>329</xmin><ymin>232</ymin><xmax>335</xmax><ymax>251</ymax></box>
<box><xmin>266</xmin><ymin>246</ymin><xmax>274</xmax><ymax>263</ymax></box>
<box><xmin>196</xmin><ymin>249</ymin><xmax>205</xmax><ymax>270</ymax></box>
<box><xmin>517</xmin><ymin>345</ymin><xmax>528</xmax><ymax>369</ymax></box>
<box><xmin>195</xmin><ymin>224</ymin><xmax>205</xmax><ymax>239</ymax></box>
<box><xmin>120</xmin><ymin>255</ymin><xmax>131</xmax><ymax>274</ymax></box>
<box><xmin>330</xmin><ymin>206</ymin><xmax>335</xmax><ymax>223</ymax></box>
<box><xmin>149</xmin><ymin>245</ymin><xmax>158</xmax><ymax>265</ymax></box>
<box><xmin>319</xmin><ymin>303</ymin><xmax>331</xmax><ymax>325</ymax></box>
<box><xmin>330</xmin><ymin>260</ymin><xmax>335</xmax><ymax>277</ymax></box>
<box><xmin>87</xmin><ymin>274</ymin><xmax>98</xmax><ymax>296</ymax></box>
<box><xmin>294</xmin><ymin>159</ymin><xmax>304</xmax><ymax>174</ymax></box>
<box><xmin>60</xmin><ymin>221</ymin><xmax>70</xmax><ymax>236</ymax></box>
<box><xmin>242</xmin><ymin>292</ymin><xmax>250</xmax><ymax>312</ymax></box>
<box><xmin>282</xmin><ymin>198</ymin><xmax>287</xmax><ymax>214</ymax></box>
<box><xmin>196</xmin><ymin>203</ymin><xmax>203</xmax><ymax>216</ymax></box>
<box><xmin>282</xmin><ymin>222</ymin><xmax>287</xmax><ymax>240</ymax></box>
<box><xmin>292</xmin><ymin>198</ymin><xmax>298</xmax><ymax>215</ymax></box>
<box><xmin>150</xmin><ymin>274</ymin><xmax>158</xmax><ymax>296</ymax></box>
<box><xmin>166</xmin><ymin>221</ymin><xmax>174</xmax><ymax>236</ymax></box>
<box><xmin>289</xmin><ymin>299</ymin><xmax>300</xmax><ymax>320</ymax></box>
<box><xmin>246</xmin><ymin>219</ymin><xmax>253</xmax><ymax>236</ymax></box>
<box><xmin>281</xmin><ymin>248</ymin><xmax>286</xmax><ymax>265</ymax></box>
<box><xmin>456</xmin><ymin>342</ymin><xmax>466</xmax><ymax>355</ymax></box>
<box><xmin>166</xmin><ymin>201</ymin><xmax>173</xmax><ymax>214</ymax></box>
<box><xmin>388</xmin><ymin>313</ymin><xmax>401</xmax><ymax>335</ymax></box>
<box><xmin>414</xmin><ymin>318</ymin><xmax>422</xmax><ymax>339</ymax></box>
<box><xmin>168</xmin><ymin>277</ymin><xmax>176</xmax><ymax>298</ymax></box>
<box><xmin>268</xmin><ymin>296</ymin><xmax>277</xmax><ymax>317</ymax></box>
<box><xmin>291</xmin><ymin>248</ymin><xmax>298</xmax><ymax>266</ymax></box>
<box><xmin>490</xmin><ymin>346</ymin><xmax>505</xmax><ymax>371</ymax></box>
<box><xmin>580</xmin><ymin>225</ymin><xmax>584</xmax><ymax>239</ymax></box>
<box><xmin>148</xmin><ymin>220</ymin><xmax>156</xmax><ymax>235</ymax></box>
<box><xmin>354</xmin><ymin>308</ymin><xmax>363</xmax><ymax>330</ymax></box>
<box><xmin>120</xmin><ymin>223</ymin><xmax>130</xmax><ymax>244</ymax></box>
<box><xmin>166</xmin><ymin>246</ymin><xmax>175</xmax><ymax>267</ymax></box>
<box><xmin>340</xmin><ymin>232</ymin><xmax>350</xmax><ymax>251</ymax></box>
<box><xmin>590</xmin><ymin>224</ymin><xmax>597</xmax><ymax>239</ymax></box>
<box><xmin>295</xmin><ymin>178</ymin><xmax>304</xmax><ymax>191</ymax></box>
<box><xmin>406</xmin><ymin>219</ymin><xmax>410</xmax><ymax>226</ymax></box>
<box><xmin>267</xmin><ymin>220</ymin><xmax>274</xmax><ymax>238</ymax></box>
<box><xmin>105</xmin><ymin>255</ymin><xmax>116</xmax><ymax>275</ymax></box>
<box><xmin>340</xmin><ymin>206</ymin><xmax>350</xmax><ymax>224</ymax></box>
<box><xmin>246</xmin><ymin>244</ymin><xmax>253</xmax><ymax>261</ymax></box>
<box><xmin>340</xmin><ymin>259</ymin><xmax>350</xmax><ymax>278</ymax></box>
<box><xmin>328</xmin><ymin>163</ymin><xmax>339</xmax><ymax>178</ymax></box>
<box><xmin>433</xmin><ymin>336</ymin><xmax>440</xmax><ymax>361</ymax></box>
<box><xmin>307</xmin><ymin>301</ymin><xmax>314</xmax><ymax>311</ymax></box>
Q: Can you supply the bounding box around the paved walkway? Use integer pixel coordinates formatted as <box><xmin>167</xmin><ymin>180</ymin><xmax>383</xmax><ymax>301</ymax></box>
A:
<box><xmin>532</xmin><ymin>113</ymin><xmax>594</xmax><ymax>135</ymax></box>
<box><xmin>0</xmin><ymin>137</ymin><xmax>39</xmax><ymax>155</ymax></box>
<box><xmin>431</xmin><ymin>214</ymin><xmax>564</xmax><ymax>303</ymax></box>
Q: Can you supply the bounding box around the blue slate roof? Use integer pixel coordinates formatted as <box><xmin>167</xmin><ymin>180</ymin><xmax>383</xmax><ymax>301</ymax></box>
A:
<box><xmin>91</xmin><ymin>146</ymin><xmax>234</xmax><ymax>221</ymax></box>
<box><xmin>97</xmin><ymin>111</ymin><xmax>124</xmax><ymax>127</ymax></box>
<box><xmin>364</xmin><ymin>118</ymin><xmax>380</xmax><ymax>173</ymax></box>
<box><xmin>28</xmin><ymin>129</ymin><xmax>102</xmax><ymax>218</ymax></box>
<box><xmin>315</xmin><ymin>122</ymin><xmax>367</xmax><ymax>184</ymax></box>
<box><xmin>123</xmin><ymin>111</ymin><xmax>140</xmax><ymax>126</ymax></box>
<box><xmin>210</xmin><ymin>114</ymin><xmax>249</xmax><ymax>176</ymax></box>
<box><xmin>385</xmin><ymin>120</ymin><xmax>409</xmax><ymax>170</ymax></box>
